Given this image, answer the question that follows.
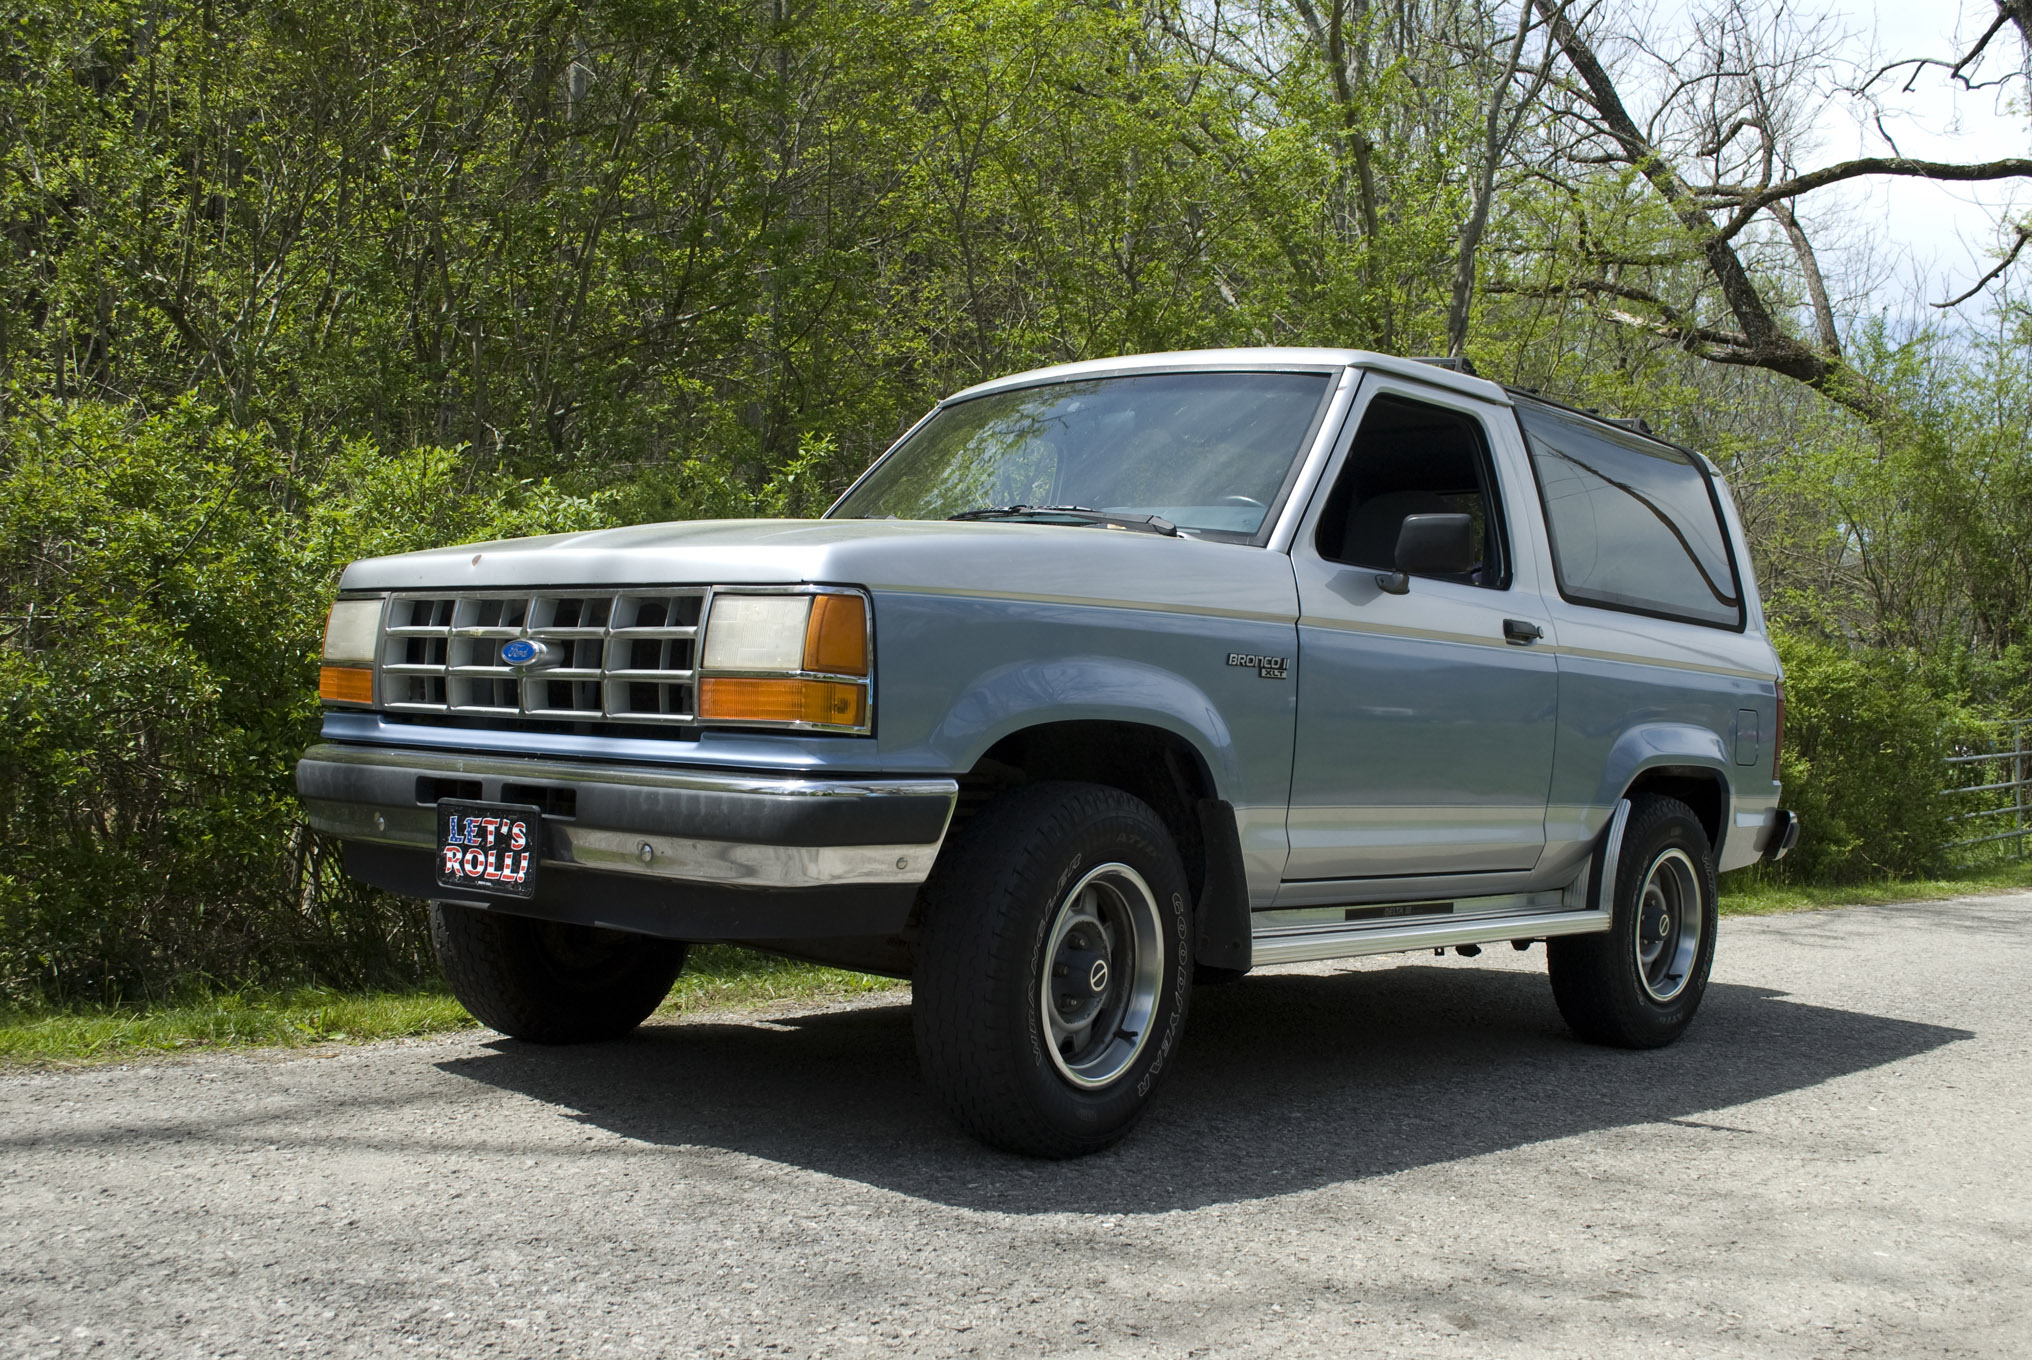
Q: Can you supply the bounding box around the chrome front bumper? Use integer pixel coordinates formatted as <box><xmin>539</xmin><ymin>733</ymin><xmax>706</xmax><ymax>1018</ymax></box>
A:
<box><xmin>296</xmin><ymin>743</ymin><xmax>959</xmax><ymax>891</ymax></box>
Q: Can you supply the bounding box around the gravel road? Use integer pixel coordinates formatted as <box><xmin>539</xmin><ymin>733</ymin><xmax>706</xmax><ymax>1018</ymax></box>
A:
<box><xmin>4</xmin><ymin>896</ymin><xmax>2027</xmax><ymax>1359</ymax></box>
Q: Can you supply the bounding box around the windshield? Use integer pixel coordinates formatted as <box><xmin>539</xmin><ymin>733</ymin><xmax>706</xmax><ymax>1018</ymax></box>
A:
<box><xmin>829</xmin><ymin>371</ymin><xmax>1335</xmax><ymax>539</ymax></box>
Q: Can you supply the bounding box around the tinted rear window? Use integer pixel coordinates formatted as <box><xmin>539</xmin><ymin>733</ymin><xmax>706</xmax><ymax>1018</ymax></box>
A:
<box><xmin>1517</xmin><ymin>403</ymin><xmax>1743</xmax><ymax>629</ymax></box>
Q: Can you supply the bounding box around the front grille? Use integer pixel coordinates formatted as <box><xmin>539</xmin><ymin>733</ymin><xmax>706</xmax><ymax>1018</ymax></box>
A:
<box><xmin>381</xmin><ymin>589</ymin><xmax>708</xmax><ymax>725</ymax></box>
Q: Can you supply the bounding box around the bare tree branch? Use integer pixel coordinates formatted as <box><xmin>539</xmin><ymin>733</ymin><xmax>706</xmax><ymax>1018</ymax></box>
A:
<box><xmin>1999</xmin><ymin>0</ymin><xmax>2032</xmax><ymax>53</ymax></box>
<box><xmin>1528</xmin><ymin>0</ymin><xmax>1892</xmax><ymax>422</ymax></box>
<box><xmin>1717</xmin><ymin>155</ymin><xmax>2032</xmax><ymax>240</ymax></box>
<box><xmin>1486</xmin><ymin>277</ymin><xmax>1751</xmax><ymax>352</ymax></box>
<box><xmin>1769</xmin><ymin>202</ymin><xmax>1839</xmax><ymax>355</ymax></box>
<box><xmin>1529</xmin><ymin>0</ymin><xmax>1782</xmax><ymax>346</ymax></box>
<box><xmin>1934</xmin><ymin>224</ymin><xmax>2032</xmax><ymax>308</ymax></box>
<box><xmin>1951</xmin><ymin>11</ymin><xmax>2013</xmax><ymax>82</ymax></box>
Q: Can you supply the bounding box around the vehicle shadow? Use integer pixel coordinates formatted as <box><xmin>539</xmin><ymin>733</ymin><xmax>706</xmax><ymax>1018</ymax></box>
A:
<box><xmin>435</xmin><ymin>963</ymin><xmax>1969</xmax><ymax>1215</ymax></box>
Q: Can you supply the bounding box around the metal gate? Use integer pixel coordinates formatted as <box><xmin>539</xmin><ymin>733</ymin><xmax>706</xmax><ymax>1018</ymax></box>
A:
<box><xmin>1942</xmin><ymin>718</ymin><xmax>2032</xmax><ymax>859</ymax></box>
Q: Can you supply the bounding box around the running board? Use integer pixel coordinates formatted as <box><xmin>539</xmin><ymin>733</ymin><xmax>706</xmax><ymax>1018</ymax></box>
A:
<box><xmin>1250</xmin><ymin>906</ymin><xmax>1611</xmax><ymax>966</ymax></box>
<box><xmin>1251</xmin><ymin>799</ymin><xmax>1631</xmax><ymax>968</ymax></box>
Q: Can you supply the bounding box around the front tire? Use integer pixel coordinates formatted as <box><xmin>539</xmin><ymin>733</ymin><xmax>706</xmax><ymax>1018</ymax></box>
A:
<box><xmin>913</xmin><ymin>782</ymin><xmax>1194</xmax><ymax>1158</ymax></box>
<box><xmin>1547</xmin><ymin>795</ymin><xmax>1718</xmax><ymax>1048</ymax></box>
<box><xmin>430</xmin><ymin>903</ymin><xmax>688</xmax><ymax>1044</ymax></box>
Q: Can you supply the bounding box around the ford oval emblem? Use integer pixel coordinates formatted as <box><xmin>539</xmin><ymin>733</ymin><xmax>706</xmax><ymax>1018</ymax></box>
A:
<box><xmin>500</xmin><ymin>638</ymin><xmax>543</xmax><ymax>667</ymax></box>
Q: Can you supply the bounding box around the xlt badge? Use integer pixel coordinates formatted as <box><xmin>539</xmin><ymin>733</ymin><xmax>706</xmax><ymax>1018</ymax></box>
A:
<box><xmin>1227</xmin><ymin>652</ymin><xmax>1288</xmax><ymax>680</ymax></box>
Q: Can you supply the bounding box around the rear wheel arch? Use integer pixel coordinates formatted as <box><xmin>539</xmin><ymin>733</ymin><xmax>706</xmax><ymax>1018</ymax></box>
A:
<box><xmin>1549</xmin><ymin>793</ymin><xmax>1719</xmax><ymax>1048</ymax></box>
<box><xmin>1622</xmin><ymin>765</ymin><xmax>1728</xmax><ymax>861</ymax></box>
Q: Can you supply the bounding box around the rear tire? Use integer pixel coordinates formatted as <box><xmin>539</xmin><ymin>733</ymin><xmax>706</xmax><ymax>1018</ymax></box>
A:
<box><xmin>430</xmin><ymin>903</ymin><xmax>687</xmax><ymax>1044</ymax></box>
<box><xmin>1548</xmin><ymin>795</ymin><xmax>1718</xmax><ymax>1048</ymax></box>
<box><xmin>913</xmin><ymin>782</ymin><xmax>1193</xmax><ymax>1158</ymax></box>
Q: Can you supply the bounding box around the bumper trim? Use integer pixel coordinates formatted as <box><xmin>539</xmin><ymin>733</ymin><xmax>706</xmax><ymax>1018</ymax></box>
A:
<box><xmin>1767</xmin><ymin>807</ymin><xmax>1801</xmax><ymax>861</ymax></box>
<box><xmin>297</xmin><ymin>742</ymin><xmax>957</xmax><ymax>890</ymax></box>
<box><xmin>345</xmin><ymin>844</ymin><xmax>917</xmax><ymax>941</ymax></box>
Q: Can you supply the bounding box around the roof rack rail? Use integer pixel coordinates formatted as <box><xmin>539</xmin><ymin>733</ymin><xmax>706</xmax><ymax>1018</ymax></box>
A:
<box><xmin>1506</xmin><ymin>386</ymin><xmax>1660</xmax><ymax>440</ymax></box>
<box><xmin>1408</xmin><ymin>355</ymin><xmax>1477</xmax><ymax>376</ymax></box>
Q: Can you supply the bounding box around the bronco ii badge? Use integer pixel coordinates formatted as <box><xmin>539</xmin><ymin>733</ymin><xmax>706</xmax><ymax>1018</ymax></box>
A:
<box><xmin>1226</xmin><ymin>651</ymin><xmax>1288</xmax><ymax>679</ymax></box>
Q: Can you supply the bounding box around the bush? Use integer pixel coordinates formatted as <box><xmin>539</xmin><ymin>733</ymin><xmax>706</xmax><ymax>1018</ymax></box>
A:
<box><xmin>0</xmin><ymin>401</ymin><xmax>609</xmax><ymax>1005</ymax></box>
<box><xmin>1767</xmin><ymin>629</ymin><xmax>1962</xmax><ymax>883</ymax></box>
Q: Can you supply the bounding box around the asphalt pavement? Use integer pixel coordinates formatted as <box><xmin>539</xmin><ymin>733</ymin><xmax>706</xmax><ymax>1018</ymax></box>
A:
<box><xmin>3</xmin><ymin>895</ymin><xmax>2026</xmax><ymax>1359</ymax></box>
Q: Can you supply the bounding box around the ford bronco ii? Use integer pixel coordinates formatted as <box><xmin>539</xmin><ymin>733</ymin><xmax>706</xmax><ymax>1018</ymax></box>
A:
<box><xmin>298</xmin><ymin>349</ymin><xmax>1798</xmax><ymax>1157</ymax></box>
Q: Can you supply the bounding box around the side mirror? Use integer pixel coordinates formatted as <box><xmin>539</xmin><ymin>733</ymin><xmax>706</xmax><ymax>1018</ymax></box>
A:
<box><xmin>1376</xmin><ymin>513</ymin><xmax>1475</xmax><ymax>595</ymax></box>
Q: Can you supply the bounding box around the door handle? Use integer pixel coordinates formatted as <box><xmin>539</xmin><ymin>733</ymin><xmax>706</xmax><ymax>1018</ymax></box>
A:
<box><xmin>1503</xmin><ymin>618</ymin><xmax>1543</xmax><ymax>645</ymax></box>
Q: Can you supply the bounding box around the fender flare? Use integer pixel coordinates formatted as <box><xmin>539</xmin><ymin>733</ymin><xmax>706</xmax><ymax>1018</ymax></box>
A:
<box><xmin>926</xmin><ymin>655</ymin><xmax>1244</xmax><ymax>799</ymax></box>
<box><xmin>1598</xmin><ymin>722</ymin><xmax>1734</xmax><ymax>860</ymax></box>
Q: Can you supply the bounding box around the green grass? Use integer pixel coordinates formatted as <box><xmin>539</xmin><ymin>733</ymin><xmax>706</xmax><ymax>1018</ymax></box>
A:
<box><xmin>0</xmin><ymin>986</ymin><xmax>478</xmax><ymax>1068</ymax></box>
<box><xmin>657</xmin><ymin>943</ymin><xmax>902</xmax><ymax>1014</ymax></box>
<box><xmin>0</xmin><ymin>944</ymin><xmax>901</xmax><ymax>1070</ymax></box>
<box><xmin>1719</xmin><ymin>858</ymin><xmax>2032</xmax><ymax>915</ymax></box>
<box><xmin>10</xmin><ymin>867</ymin><xmax>2030</xmax><ymax>1069</ymax></box>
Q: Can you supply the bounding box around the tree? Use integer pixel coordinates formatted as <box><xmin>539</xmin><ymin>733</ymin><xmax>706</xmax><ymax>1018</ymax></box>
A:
<box><xmin>1443</xmin><ymin>1</ymin><xmax>1554</xmax><ymax>356</ymax></box>
<box><xmin>1492</xmin><ymin>0</ymin><xmax>2032</xmax><ymax>421</ymax></box>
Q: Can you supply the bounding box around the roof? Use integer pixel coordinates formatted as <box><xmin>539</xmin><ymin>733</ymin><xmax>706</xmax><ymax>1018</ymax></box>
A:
<box><xmin>941</xmin><ymin>348</ymin><xmax>1511</xmax><ymax>407</ymax></box>
<box><xmin>935</xmin><ymin>348</ymin><xmax>1706</xmax><ymax>467</ymax></box>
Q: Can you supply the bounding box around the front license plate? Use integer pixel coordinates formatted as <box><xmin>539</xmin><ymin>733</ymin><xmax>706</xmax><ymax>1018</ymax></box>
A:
<box><xmin>435</xmin><ymin>800</ymin><xmax>542</xmax><ymax>899</ymax></box>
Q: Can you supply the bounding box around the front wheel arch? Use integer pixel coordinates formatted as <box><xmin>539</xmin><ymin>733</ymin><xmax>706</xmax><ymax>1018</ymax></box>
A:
<box><xmin>947</xmin><ymin>720</ymin><xmax>1248</xmax><ymax>972</ymax></box>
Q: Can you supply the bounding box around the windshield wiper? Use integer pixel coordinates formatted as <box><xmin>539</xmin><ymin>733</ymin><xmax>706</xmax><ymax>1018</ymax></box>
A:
<box><xmin>945</xmin><ymin>505</ymin><xmax>1178</xmax><ymax>537</ymax></box>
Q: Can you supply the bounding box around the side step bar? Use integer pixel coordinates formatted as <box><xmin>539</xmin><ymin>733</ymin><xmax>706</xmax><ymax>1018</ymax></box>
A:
<box><xmin>1252</xmin><ymin>798</ymin><xmax>1631</xmax><ymax>968</ymax></box>
<box><xmin>1251</xmin><ymin>906</ymin><xmax>1611</xmax><ymax>967</ymax></box>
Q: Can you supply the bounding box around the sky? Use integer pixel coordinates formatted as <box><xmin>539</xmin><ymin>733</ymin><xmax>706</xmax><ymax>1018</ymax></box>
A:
<box><xmin>1810</xmin><ymin>0</ymin><xmax>2029</xmax><ymax>316</ymax></box>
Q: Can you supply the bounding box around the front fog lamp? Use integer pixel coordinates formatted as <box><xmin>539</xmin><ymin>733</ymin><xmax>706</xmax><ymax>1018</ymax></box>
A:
<box><xmin>699</xmin><ymin>590</ymin><xmax>870</xmax><ymax>730</ymax></box>
<box><xmin>318</xmin><ymin>597</ymin><xmax>382</xmax><ymax>705</ymax></box>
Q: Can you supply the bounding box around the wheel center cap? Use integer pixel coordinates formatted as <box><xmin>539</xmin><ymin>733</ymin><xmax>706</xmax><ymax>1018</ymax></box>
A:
<box><xmin>1052</xmin><ymin>937</ymin><xmax>1110</xmax><ymax>1028</ymax></box>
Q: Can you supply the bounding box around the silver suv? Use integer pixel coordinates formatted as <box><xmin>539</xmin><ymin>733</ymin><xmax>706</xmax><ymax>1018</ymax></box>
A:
<box><xmin>298</xmin><ymin>349</ymin><xmax>1798</xmax><ymax>1157</ymax></box>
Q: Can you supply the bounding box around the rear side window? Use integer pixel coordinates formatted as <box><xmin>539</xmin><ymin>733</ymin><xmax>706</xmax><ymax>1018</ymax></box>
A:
<box><xmin>1517</xmin><ymin>403</ymin><xmax>1743</xmax><ymax>629</ymax></box>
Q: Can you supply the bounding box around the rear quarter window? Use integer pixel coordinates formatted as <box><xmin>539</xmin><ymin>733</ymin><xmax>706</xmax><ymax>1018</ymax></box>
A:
<box><xmin>1516</xmin><ymin>403</ymin><xmax>1744</xmax><ymax>629</ymax></box>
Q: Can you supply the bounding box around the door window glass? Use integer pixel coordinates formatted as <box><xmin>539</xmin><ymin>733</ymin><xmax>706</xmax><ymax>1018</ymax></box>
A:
<box><xmin>1313</xmin><ymin>393</ymin><xmax>1509</xmax><ymax>588</ymax></box>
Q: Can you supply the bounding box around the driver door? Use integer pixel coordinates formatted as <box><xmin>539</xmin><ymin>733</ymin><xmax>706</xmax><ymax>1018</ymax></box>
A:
<box><xmin>1282</xmin><ymin>379</ymin><xmax>1559</xmax><ymax>889</ymax></box>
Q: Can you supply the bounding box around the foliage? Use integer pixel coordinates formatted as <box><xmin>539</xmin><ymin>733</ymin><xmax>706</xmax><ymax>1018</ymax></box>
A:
<box><xmin>1719</xmin><ymin>858</ymin><xmax>2032</xmax><ymax>917</ymax></box>
<box><xmin>0</xmin><ymin>400</ymin><xmax>606</xmax><ymax>1003</ymax></box>
<box><xmin>1763</xmin><ymin>629</ymin><xmax>1968</xmax><ymax>884</ymax></box>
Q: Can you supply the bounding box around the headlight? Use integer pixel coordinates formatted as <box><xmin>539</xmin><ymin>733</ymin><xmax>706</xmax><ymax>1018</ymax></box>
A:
<box><xmin>698</xmin><ymin>590</ymin><xmax>871</xmax><ymax>732</ymax></box>
<box><xmin>318</xmin><ymin>597</ymin><xmax>382</xmax><ymax>705</ymax></box>
<box><xmin>701</xmin><ymin>595</ymin><xmax>814</xmax><ymax>671</ymax></box>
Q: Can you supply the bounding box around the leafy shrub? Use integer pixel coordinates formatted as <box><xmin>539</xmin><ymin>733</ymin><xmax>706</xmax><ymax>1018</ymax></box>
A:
<box><xmin>0</xmin><ymin>401</ymin><xmax>609</xmax><ymax>1004</ymax></box>
<box><xmin>1766</xmin><ymin>629</ymin><xmax>1962</xmax><ymax>883</ymax></box>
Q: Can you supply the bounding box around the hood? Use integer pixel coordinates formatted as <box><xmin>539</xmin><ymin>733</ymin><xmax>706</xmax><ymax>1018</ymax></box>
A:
<box><xmin>338</xmin><ymin>517</ymin><xmax>1297</xmax><ymax>620</ymax></box>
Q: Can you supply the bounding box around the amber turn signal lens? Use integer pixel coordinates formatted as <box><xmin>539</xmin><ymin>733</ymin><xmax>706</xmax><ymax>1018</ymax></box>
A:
<box><xmin>319</xmin><ymin>665</ymin><xmax>374</xmax><ymax>704</ymax></box>
<box><xmin>804</xmin><ymin>593</ymin><xmax>869</xmax><ymax>676</ymax></box>
<box><xmin>698</xmin><ymin>676</ymin><xmax>867</xmax><ymax>728</ymax></box>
